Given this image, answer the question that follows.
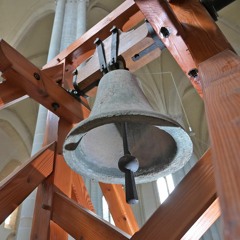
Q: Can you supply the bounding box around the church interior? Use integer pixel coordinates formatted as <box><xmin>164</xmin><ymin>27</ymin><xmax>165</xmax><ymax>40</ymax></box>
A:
<box><xmin>0</xmin><ymin>0</ymin><xmax>240</xmax><ymax>239</ymax></box>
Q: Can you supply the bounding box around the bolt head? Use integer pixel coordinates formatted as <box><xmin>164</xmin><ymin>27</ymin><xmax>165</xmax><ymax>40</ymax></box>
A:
<box><xmin>33</xmin><ymin>72</ymin><xmax>40</xmax><ymax>80</ymax></box>
<box><xmin>188</xmin><ymin>68</ymin><xmax>199</xmax><ymax>78</ymax></box>
<box><xmin>51</xmin><ymin>102</ymin><xmax>60</xmax><ymax>111</ymax></box>
<box><xmin>160</xmin><ymin>27</ymin><xmax>170</xmax><ymax>38</ymax></box>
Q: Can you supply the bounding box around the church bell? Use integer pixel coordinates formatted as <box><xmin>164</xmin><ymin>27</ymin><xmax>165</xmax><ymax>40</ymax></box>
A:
<box><xmin>63</xmin><ymin>69</ymin><xmax>193</xmax><ymax>195</ymax></box>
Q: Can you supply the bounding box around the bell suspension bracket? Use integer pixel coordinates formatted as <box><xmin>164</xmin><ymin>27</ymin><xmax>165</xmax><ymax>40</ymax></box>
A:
<box><xmin>132</xmin><ymin>20</ymin><xmax>166</xmax><ymax>62</ymax></box>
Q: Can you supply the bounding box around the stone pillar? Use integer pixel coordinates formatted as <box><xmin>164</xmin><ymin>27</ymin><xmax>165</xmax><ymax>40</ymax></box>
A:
<box><xmin>60</xmin><ymin>0</ymin><xmax>78</xmax><ymax>51</ymax></box>
<box><xmin>76</xmin><ymin>0</ymin><xmax>87</xmax><ymax>38</ymax></box>
<box><xmin>48</xmin><ymin>0</ymin><xmax>66</xmax><ymax>62</ymax></box>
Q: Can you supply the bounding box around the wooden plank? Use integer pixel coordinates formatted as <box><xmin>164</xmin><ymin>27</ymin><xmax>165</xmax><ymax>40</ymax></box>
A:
<box><xmin>199</xmin><ymin>50</ymin><xmax>240</xmax><ymax>239</ymax></box>
<box><xmin>31</xmin><ymin>116</ymin><xmax>74</xmax><ymax>240</ymax></box>
<box><xmin>131</xmin><ymin>150</ymin><xmax>217</xmax><ymax>240</ymax></box>
<box><xmin>31</xmin><ymin>174</ymin><xmax>53</xmax><ymax>240</ymax></box>
<box><xmin>181</xmin><ymin>198</ymin><xmax>221</xmax><ymax>240</ymax></box>
<box><xmin>72</xmin><ymin>172</ymin><xmax>95</xmax><ymax>212</ymax></box>
<box><xmin>41</xmin><ymin>63</ymin><xmax>64</xmax><ymax>84</ymax></box>
<box><xmin>0</xmin><ymin>142</ymin><xmax>55</xmax><ymax>224</ymax></box>
<box><xmin>100</xmin><ymin>183</ymin><xmax>139</xmax><ymax>236</ymax></box>
<box><xmin>0</xmin><ymin>40</ymin><xmax>89</xmax><ymax>123</ymax></box>
<box><xmin>168</xmin><ymin>0</ymin><xmax>233</xmax><ymax>65</ymax></box>
<box><xmin>77</xmin><ymin>23</ymin><xmax>161</xmax><ymax>91</ymax></box>
<box><xmin>0</xmin><ymin>80</ymin><xmax>27</xmax><ymax>110</ymax></box>
<box><xmin>134</xmin><ymin>0</ymin><xmax>233</xmax><ymax>97</ymax></box>
<box><xmin>52</xmin><ymin>191</ymin><xmax>130</xmax><ymax>240</ymax></box>
<box><xmin>31</xmin><ymin>154</ymin><xmax>74</xmax><ymax>240</ymax></box>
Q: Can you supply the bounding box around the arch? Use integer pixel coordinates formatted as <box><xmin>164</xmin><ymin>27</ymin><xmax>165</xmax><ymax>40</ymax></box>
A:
<box><xmin>11</xmin><ymin>2</ymin><xmax>55</xmax><ymax>47</ymax></box>
<box><xmin>0</xmin><ymin>109</ymin><xmax>32</xmax><ymax>154</ymax></box>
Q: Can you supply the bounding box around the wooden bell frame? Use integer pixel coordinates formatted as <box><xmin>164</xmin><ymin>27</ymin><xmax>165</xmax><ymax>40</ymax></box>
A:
<box><xmin>0</xmin><ymin>0</ymin><xmax>239</xmax><ymax>239</ymax></box>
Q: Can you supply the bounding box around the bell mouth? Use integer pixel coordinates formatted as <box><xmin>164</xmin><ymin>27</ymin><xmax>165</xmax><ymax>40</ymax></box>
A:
<box><xmin>63</xmin><ymin>112</ymin><xmax>193</xmax><ymax>184</ymax></box>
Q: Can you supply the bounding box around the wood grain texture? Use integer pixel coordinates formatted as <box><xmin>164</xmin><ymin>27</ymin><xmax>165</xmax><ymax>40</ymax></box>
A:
<box><xmin>72</xmin><ymin>172</ymin><xmax>95</xmax><ymax>212</ymax></box>
<box><xmin>169</xmin><ymin>0</ymin><xmax>233</xmax><ymax>64</ymax></box>
<box><xmin>52</xmin><ymin>191</ymin><xmax>131</xmax><ymax>240</ymax></box>
<box><xmin>31</xmin><ymin>116</ymin><xmax>74</xmax><ymax>240</ymax></box>
<box><xmin>181</xmin><ymin>198</ymin><xmax>220</xmax><ymax>240</ymax></box>
<box><xmin>131</xmin><ymin>150</ymin><xmax>217</xmax><ymax>240</ymax></box>
<box><xmin>200</xmin><ymin>50</ymin><xmax>240</xmax><ymax>239</ymax></box>
<box><xmin>0</xmin><ymin>81</ymin><xmax>27</xmax><ymax>110</ymax></box>
<box><xmin>135</xmin><ymin>0</ymin><xmax>233</xmax><ymax>97</ymax></box>
<box><xmin>100</xmin><ymin>183</ymin><xmax>139</xmax><ymax>236</ymax></box>
<box><xmin>0</xmin><ymin>40</ymin><xmax>89</xmax><ymax>123</ymax></box>
<box><xmin>0</xmin><ymin>142</ymin><xmax>55</xmax><ymax>224</ymax></box>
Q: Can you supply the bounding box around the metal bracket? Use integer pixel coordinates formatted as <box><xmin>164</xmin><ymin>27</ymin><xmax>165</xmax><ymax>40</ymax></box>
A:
<box><xmin>94</xmin><ymin>38</ymin><xmax>108</xmax><ymax>74</ymax></box>
<box><xmin>65</xmin><ymin>70</ymin><xmax>85</xmax><ymax>102</ymax></box>
<box><xmin>95</xmin><ymin>26</ymin><xmax>123</xmax><ymax>74</ymax></box>
<box><xmin>108</xmin><ymin>26</ymin><xmax>120</xmax><ymax>71</ymax></box>
<box><xmin>132</xmin><ymin>20</ymin><xmax>165</xmax><ymax>62</ymax></box>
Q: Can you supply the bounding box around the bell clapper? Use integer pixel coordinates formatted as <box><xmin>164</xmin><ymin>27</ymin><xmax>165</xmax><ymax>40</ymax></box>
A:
<box><xmin>118</xmin><ymin>122</ymin><xmax>139</xmax><ymax>204</ymax></box>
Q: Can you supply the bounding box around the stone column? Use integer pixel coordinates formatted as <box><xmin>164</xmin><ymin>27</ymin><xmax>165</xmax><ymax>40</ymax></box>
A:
<box><xmin>60</xmin><ymin>0</ymin><xmax>78</xmax><ymax>51</ymax></box>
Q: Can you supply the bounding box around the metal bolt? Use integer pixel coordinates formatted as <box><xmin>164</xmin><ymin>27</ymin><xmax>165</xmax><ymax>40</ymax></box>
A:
<box><xmin>52</xmin><ymin>102</ymin><xmax>60</xmax><ymax>111</ymax></box>
<box><xmin>110</xmin><ymin>26</ymin><xmax>117</xmax><ymax>32</ymax></box>
<box><xmin>42</xmin><ymin>204</ymin><xmax>51</xmax><ymax>211</ymax></box>
<box><xmin>160</xmin><ymin>27</ymin><xmax>170</xmax><ymax>38</ymax></box>
<box><xmin>94</xmin><ymin>38</ymin><xmax>101</xmax><ymax>45</ymax></box>
<box><xmin>188</xmin><ymin>68</ymin><xmax>199</xmax><ymax>78</ymax></box>
<box><xmin>33</xmin><ymin>72</ymin><xmax>40</xmax><ymax>80</ymax></box>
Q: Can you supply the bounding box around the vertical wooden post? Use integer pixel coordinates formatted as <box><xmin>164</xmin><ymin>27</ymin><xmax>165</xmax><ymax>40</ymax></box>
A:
<box><xmin>31</xmin><ymin>114</ymin><xmax>74</xmax><ymax>240</ymax></box>
<box><xmin>200</xmin><ymin>50</ymin><xmax>240</xmax><ymax>239</ymax></box>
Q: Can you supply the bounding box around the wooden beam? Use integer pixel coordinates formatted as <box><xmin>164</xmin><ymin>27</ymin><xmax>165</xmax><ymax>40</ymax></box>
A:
<box><xmin>44</xmin><ymin>0</ymin><xmax>143</xmax><ymax>71</ymax></box>
<box><xmin>134</xmin><ymin>0</ymin><xmax>233</xmax><ymax>97</ymax></box>
<box><xmin>31</xmin><ymin>116</ymin><xmax>74</xmax><ymax>240</ymax></box>
<box><xmin>72</xmin><ymin>172</ymin><xmax>95</xmax><ymax>212</ymax></box>
<box><xmin>199</xmin><ymin>50</ymin><xmax>240</xmax><ymax>239</ymax></box>
<box><xmin>131</xmin><ymin>150</ymin><xmax>217</xmax><ymax>240</ymax></box>
<box><xmin>181</xmin><ymin>198</ymin><xmax>221</xmax><ymax>240</ymax></box>
<box><xmin>0</xmin><ymin>40</ymin><xmax>89</xmax><ymax>123</ymax></box>
<box><xmin>0</xmin><ymin>80</ymin><xmax>27</xmax><ymax>110</ymax></box>
<box><xmin>0</xmin><ymin>142</ymin><xmax>55</xmax><ymax>224</ymax></box>
<box><xmin>52</xmin><ymin>191</ymin><xmax>131</xmax><ymax>240</ymax></box>
<box><xmin>169</xmin><ymin>0</ymin><xmax>233</xmax><ymax>64</ymax></box>
<box><xmin>100</xmin><ymin>183</ymin><xmax>139</xmax><ymax>236</ymax></box>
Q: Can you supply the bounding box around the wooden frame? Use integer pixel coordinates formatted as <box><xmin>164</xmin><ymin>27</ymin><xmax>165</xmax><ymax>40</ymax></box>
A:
<box><xmin>0</xmin><ymin>0</ymin><xmax>239</xmax><ymax>239</ymax></box>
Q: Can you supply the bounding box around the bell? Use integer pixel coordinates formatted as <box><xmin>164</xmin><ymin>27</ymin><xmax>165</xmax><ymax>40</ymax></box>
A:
<box><xmin>63</xmin><ymin>69</ymin><xmax>192</xmax><ymax>186</ymax></box>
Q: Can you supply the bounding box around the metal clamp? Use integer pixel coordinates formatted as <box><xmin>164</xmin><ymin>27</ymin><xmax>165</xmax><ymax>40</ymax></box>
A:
<box><xmin>94</xmin><ymin>38</ymin><xmax>108</xmax><ymax>74</ymax></box>
<box><xmin>95</xmin><ymin>26</ymin><xmax>123</xmax><ymax>74</ymax></box>
<box><xmin>108</xmin><ymin>26</ymin><xmax>120</xmax><ymax>71</ymax></box>
<box><xmin>132</xmin><ymin>20</ymin><xmax>166</xmax><ymax>62</ymax></box>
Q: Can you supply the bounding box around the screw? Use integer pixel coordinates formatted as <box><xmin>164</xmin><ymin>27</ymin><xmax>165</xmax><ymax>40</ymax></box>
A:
<box><xmin>33</xmin><ymin>72</ymin><xmax>40</xmax><ymax>80</ymax></box>
<box><xmin>188</xmin><ymin>68</ymin><xmax>198</xmax><ymax>78</ymax></box>
<box><xmin>160</xmin><ymin>27</ymin><xmax>170</xmax><ymax>38</ymax></box>
<box><xmin>52</xmin><ymin>102</ymin><xmax>60</xmax><ymax>111</ymax></box>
